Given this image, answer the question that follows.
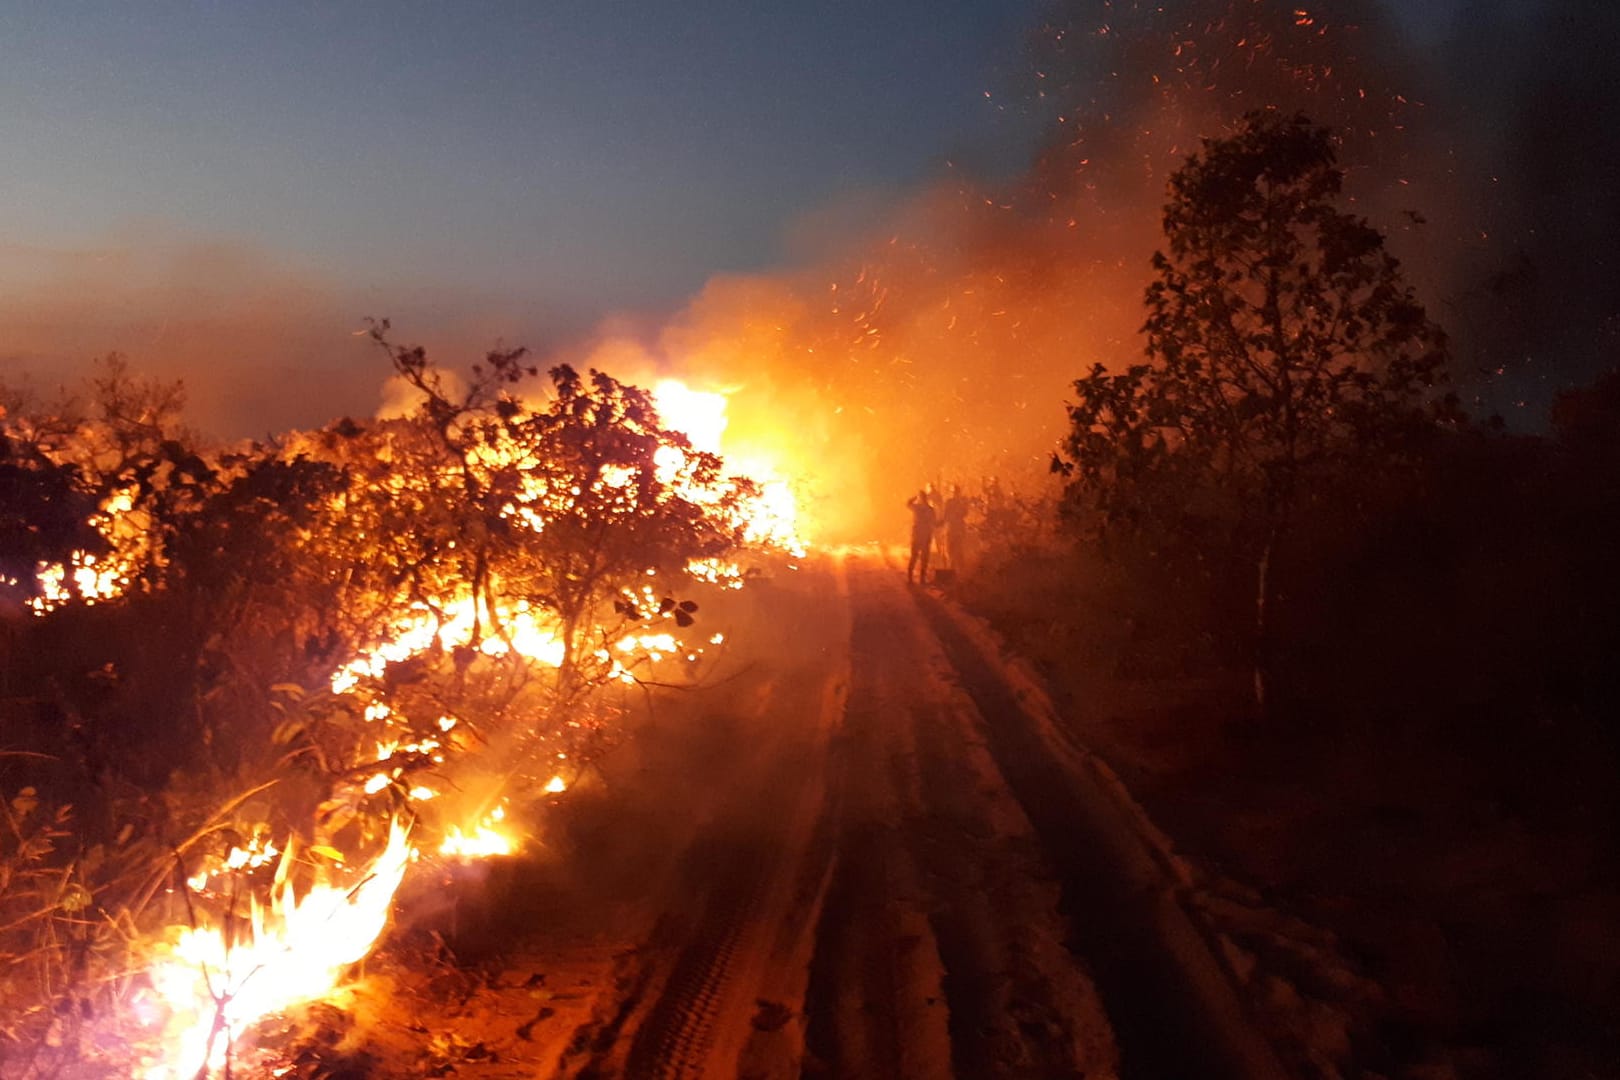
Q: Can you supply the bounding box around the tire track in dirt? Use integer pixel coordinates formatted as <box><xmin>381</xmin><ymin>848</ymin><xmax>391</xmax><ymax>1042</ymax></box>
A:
<box><xmin>907</xmin><ymin>689</ymin><xmax>1116</xmax><ymax>1080</ymax></box>
<box><xmin>911</xmin><ymin>584</ymin><xmax>1288</xmax><ymax>1080</ymax></box>
<box><xmin>802</xmin><ymin>557</ymin><xmax>1116</xmax><ymax>1079</ymax></box>
<box><xmin>567</xmin><ymin>563</ymin><xmax>851</xmax><ymax>1080</ymax></box>
<box><xmin>570</xmin><ymin>715</ymin><xmax>826</xmax><ymax>1080</ymax></box>
<box><xmin>620</xmin><ymin>830</ymin><xmax>773</xmax><ymax>1078</ymax></box>
<box><xmin>800</xmin><ymin>659</ymin><xmax>952</xmax><ymax>1080</ymax></box>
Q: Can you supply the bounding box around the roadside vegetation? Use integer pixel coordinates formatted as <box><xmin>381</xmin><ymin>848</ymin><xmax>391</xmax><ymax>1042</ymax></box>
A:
<box><xmin>964</xmin><ymin>113</ymin><xmax>1620</xmax><ymax>1079</ymax></box>
<box><xmin>0</xmin><ymin>339</ymin><xmax>763</xmax><ymax>1076</ymax></box>
<box><xmin>5</xmin><ymin>94</ymin><xmax>1615</xmax><ymax>1080</ymax></box>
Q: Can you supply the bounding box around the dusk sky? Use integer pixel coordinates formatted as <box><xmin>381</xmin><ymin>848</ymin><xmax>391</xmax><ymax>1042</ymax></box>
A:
<box><xmin>0</xmin><ymin>2</ymin><xmax>1476</xmax><ymax>309</ymax></box>
<box><xmin>1</xmin><ymin>2</ymin><xmax>1038</xmax><ymax>314</ymax></box>
<box><xmin>10</xmin><ymin>0</ymin><xmax>1598</xmax><ymax>440</ymax></box>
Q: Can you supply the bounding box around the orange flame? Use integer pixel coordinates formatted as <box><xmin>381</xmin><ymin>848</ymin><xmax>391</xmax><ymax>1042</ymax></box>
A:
<box><xmin>141</xmin><ymin>820</ymin><xmax>412</xmax><ymax>1079</ymax></box>
<box><xmin>438</xmin><ymin>803</ymin><xmax>517</xmax><ymax>859</ymax></box>
<box><xmin>652</xmin><ymin>378</ymin><xmax>805</xmax><ymax>554</ymax></box>
<box><xmin>124</xmin><ymin>373</ymin><xmax>795</xmax><ymax>1071</ymax></box>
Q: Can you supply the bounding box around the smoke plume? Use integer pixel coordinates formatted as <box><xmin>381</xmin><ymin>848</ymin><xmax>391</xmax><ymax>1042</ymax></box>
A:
<box><xmin>555</xmin><ymin>1</ymin><xmax>1620</xmax><ymax>538</ymax></box>
<box><xmin>7</xmin><ymin>2</ymin><xmax>1615</xmax><ymax>540</ymax></box>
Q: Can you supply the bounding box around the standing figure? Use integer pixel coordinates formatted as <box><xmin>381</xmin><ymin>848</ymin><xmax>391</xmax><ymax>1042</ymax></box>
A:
<box><xmin>906</xmin><ymin>489</ymin><xmax>936</xmax><ymax>584</ymax></box>
<box><xmin>940</xmin><ymin>485</ymin><xmax>970</xmax><ymax>576</ymax></box>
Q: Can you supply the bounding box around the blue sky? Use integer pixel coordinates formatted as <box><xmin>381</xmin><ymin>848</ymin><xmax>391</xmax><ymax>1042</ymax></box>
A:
<box><xmin>12</xmin><ymin>0</ymin><xmax>1575</xmax><ymax>438</ymax></box>
<box><xmin>0</xmin><ymin>2</ymin><xmax>1038</xmax><ymax>316</ymax></box>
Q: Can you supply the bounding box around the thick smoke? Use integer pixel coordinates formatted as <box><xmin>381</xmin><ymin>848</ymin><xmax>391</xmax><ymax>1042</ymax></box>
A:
<box><xmin>6</xmin><ymin>2</ymin><xmax>1613</xmax><ymax>540</ymax></box>
<box><xmin>553</xmin><ymin>2</ymin><xmax>1432</xmax><ymax>539</ymax></box>
<box><xmin>561</xmin><ymin>1</ymin><xmax>1620</xmax><ymax>539</ymax></box>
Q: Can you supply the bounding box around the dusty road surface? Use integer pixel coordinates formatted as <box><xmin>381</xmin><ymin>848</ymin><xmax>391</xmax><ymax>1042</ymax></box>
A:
<box><xmin>361</xmin><ymin>551</ymin><xmax>1276</xmax><ymax>1079</ymax></box>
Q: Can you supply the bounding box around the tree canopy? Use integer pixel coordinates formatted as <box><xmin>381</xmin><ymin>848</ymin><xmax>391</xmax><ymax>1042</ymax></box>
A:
<box><xmin>1056</xmin><ymin>109</ymin><xmax>1454</xmax><ymax>539</ymax></box>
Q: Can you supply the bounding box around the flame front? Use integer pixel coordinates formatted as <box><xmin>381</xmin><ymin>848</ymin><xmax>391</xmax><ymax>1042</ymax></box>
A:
<box><xmin>438</xmin><ymin>803</ymin><xmax>517</xmax><ymax>858</ymax></box>
<box><xmin>23</xmin><ymin>371</ymin><xmax>805</xmax><ymax>1073</ymax></box>
<box><xmin>142</xmin><ymin>820</ymin><xmax>412</xmax><ymax>1079</ymax></box>
<box><xmin>29</xmin><ymin>487</ymin><xmax>146</xmax><ymax>612</ymax></box>
<box><xmin>653</xmin><ymin>378</ymin><xmax>805</xmax><ymax>554</ymax></box>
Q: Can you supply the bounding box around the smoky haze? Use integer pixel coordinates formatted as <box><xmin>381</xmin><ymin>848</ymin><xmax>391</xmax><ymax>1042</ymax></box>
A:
<box><xmin>0</xmin><ymin>234</ymin><xmax>578</xmax><ymax>439</ymax></box>
<box><xmin>0</xmin><ymin>235</ymin><xmax>376</xmax><ymax>436</ymax></box>
<box><xmin>4</xmin><ymin>1</ymin><xmax>1613</xmax><ymax>541</ymax></box>
<box><xmin>576</xmin><ymin>0</ymin><xmax>1354</xmax><ymax>538</ymax></box>
<box><xmin>554</xmin><ymin>0</ymin><xmax>1620</xmax><ymax>540</ymax></box>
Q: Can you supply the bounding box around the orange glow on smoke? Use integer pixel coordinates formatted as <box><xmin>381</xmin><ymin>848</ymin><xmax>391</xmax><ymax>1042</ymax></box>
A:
<box><xmin>653</xmin><ymin>377</ymin><xmax>806</xmax><ymax>553</ymax></box>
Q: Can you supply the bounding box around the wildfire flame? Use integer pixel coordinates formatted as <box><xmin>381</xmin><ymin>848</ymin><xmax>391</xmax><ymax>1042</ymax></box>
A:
<box><xmin>25</xmin><ymin>375</ymin><xmax>803</xmax><ymax>619</ymax></box>
<box><xmin>28</xmin><ymin>487</ymin><xmax>145</xmax><ymax>612</ymax></box>
<box><xmin>141</xmin><ymin>820</ymin><xmax>412</xmax><ymax>1079</ymax></box>
<box><xmin>438</xmin><ymin>803</ymin><xmax>517</xmax><ymax>859</ymax></box>
<box><xmin>101</xmin><ymin>374</ymin><xmax>800</xmax><ymax>1073</ymax></box>
<box><xmin>327</xmin><ymin>377</ymin><xmax>801</xmax><ymax>707</ymax></box>
<box><xmin>653</xmin><ymin>378</ymin><xmax>805</xmax><ymax>554</ymax></box>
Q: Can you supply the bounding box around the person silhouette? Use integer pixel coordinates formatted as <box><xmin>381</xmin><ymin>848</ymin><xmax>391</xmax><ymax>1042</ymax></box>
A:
<box><xmin>940</xmin><ymin>485</ymin><xmax>969</xmax><ymax>576</ymax></box>
<box><xmin>906</xmin><ymin>489</ymin><xmax>936</xmax><ymax>584</ymax></box>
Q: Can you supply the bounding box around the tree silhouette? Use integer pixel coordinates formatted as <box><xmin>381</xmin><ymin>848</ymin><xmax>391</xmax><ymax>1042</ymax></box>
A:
<box><xmin>1056</xmin><ymin>110</ymin><xmax>1454</xmax><ymax>707</ymax></box>
<box><xmin>0</xmin><ymin>428</ymin><xmax>100</xmax><ymax>609</ymax></box>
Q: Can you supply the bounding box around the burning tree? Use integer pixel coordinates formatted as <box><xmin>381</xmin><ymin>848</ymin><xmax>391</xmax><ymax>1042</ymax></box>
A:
<box><xmin>1055</xmin><ymin>110</ymin><xmax>1454</xmax><ymax>706</ymax></box>
<box><xmin>144</xmin><ymin>336</ymin><xmax>763</xmax><ymax>1074</ymax></box>
<box><xmin>0</xmin><ymin>424</ymin><xmax>101</xmax><ymax>612</ymax></box>
<box><xmin>0</xmin><ymin>359</ymin><xmax>191</xmax><ymax>614</ymax></box>
<box><xmin>309</xmin><ymin>326</ymin><xmax>755</xmax><ymax>733</ymax></box>
<box><xmin>0</xmin><ymin>333</ymin><xmax>782</xmax><ymax>1075</ymax></box>
<box><xmin>374</xmin><ymin>330</ymin><xmax>750</xmax><ymax>701</ymax></box>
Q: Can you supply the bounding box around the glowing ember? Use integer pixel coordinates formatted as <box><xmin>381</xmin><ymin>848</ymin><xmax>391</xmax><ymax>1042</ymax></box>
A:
<box><xmin>29</xmin><ymin>486</ymin><xmax>149</xmax><ymax>613</ymax></box>
<box><xmin>329</xmin><ymin>595</ymin><xmax>568</xmax><ymax>695</ymax></box>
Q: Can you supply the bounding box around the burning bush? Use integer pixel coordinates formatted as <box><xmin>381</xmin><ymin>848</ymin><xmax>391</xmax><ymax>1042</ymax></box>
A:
<box><xmin>0</xmin><ymin>332</ymin><xmax>792</xmax><ymax>1076</ymax></box>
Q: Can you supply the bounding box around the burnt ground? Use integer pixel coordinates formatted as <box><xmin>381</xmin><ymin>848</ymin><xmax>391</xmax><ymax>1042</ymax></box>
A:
<box><xmin>318</xmin><ymin>550</ymin><xmax>1286</xmax><ymax>1079</ymax></box>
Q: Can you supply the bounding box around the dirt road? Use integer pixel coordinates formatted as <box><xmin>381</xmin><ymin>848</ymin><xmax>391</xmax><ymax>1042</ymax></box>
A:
<box><xmin>379</xmin><ymin>551</ymin><xmax>1278</xmax><ymax>1079</ymax></box>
